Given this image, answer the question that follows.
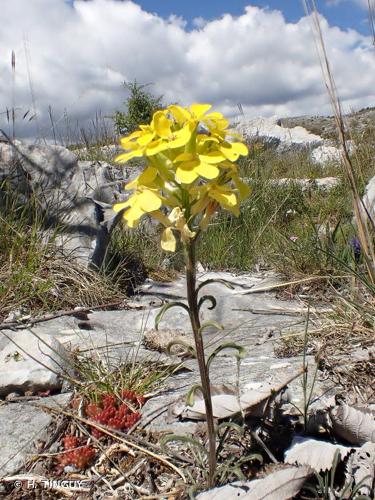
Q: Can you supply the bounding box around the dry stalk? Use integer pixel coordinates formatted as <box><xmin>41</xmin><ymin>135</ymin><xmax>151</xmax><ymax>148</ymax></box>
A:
<box><xmin>303</xmin><ymin>0</ymin><xmax>375</xmax><ymax>284</ymax></box>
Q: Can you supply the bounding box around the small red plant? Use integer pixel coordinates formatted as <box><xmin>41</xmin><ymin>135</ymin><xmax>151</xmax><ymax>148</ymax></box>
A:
<box><xmin>62</xmin><ymin>435</ymin><xmax>80</xmax><ymax>450</ymax></box>
<box><xmin>56</xmin><ymin>435</ymin><xmax>95</xmax><ymax>471</ymax></box>
<box><xmin>83</xmin><ymin>390</ymin><xmax>143</xmax><ymax>438</ymax></box>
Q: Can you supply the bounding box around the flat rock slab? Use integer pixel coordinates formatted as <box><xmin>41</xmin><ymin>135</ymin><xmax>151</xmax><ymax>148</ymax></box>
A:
<box><xmin>0</xmin><ymin>394</ymin><xmax>71</xmax><ymax>477</ymax></box>
<box><xmin>1</xmin><ymin>272</ymin><xmax>332</xmax><ymax>436</ymax></box>
<box><xmin>0</xmin><ymin>331</ymin><xmax>74</xmax><ymax>397</ymax></box>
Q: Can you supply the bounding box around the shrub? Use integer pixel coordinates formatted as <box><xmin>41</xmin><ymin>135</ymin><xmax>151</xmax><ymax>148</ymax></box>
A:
<box><xmin>113</xmin><ymin>80</ymin><xmax>163</xmax><ymax>136</ymax></box>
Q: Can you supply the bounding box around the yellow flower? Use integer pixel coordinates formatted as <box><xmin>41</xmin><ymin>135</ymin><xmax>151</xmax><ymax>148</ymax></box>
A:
<box><xmin>160</xmin><ymin>207</ymin><xmax>196</xmax><ymax>252</ymax></box>
<box><xmin>115</xmin><ymin>110</ymin><xmax>194</xmax><ymax>163</ymax></box>
<box><xmin>113</xmin><ymin>187</ymin><xmax>164</xmax><ymax>228</ymax></box>
<box><xmin>113</xmin><ymin>103</ymin><xmax>250</xmax><ymax>251</ymax></box>
<box><xmin>173</xmin><ymin>151</ymin><xmax>225</xmax><ymax>184</ymax></box>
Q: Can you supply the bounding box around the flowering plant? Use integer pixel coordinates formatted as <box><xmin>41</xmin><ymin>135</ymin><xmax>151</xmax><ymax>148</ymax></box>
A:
<box><xmin>113</xmin><ymin>103</ymin><xmax>249</xmax><ymax>250</ymax></box>
<box><xmin>113</xmin><ymin>103</ymin><xmax>249</xmax><ymax>486</ymax></box>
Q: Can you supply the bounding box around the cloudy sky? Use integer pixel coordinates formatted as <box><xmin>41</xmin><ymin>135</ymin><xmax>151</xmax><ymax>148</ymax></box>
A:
<box><xmin>0</xmin><ymin>0</ymin><xmax>374</xmax><ymax>142</ymax></box>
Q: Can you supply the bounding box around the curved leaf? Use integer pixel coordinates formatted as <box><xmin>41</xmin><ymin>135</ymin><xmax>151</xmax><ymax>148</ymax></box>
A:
<box><xmin>196</xmin><ymin>278</ymin><xmax>235</xmax><ymax>295</ymax></box>
<box><xmin>198</xmin><ymin>295</ymin><xmax>217</xmax><ymax>311</ymax></box>
<box><xmin>217</xmin><ymin>421</ymin><xmax>245</xmax><ymax>436</ymax></box>
<box><xmin>186</xmin><ymin>384</ymin><xmax>204</xmax><ymax>406</ymax></box>
<box><xmin>199</xmin><ymin>321</ymin><xmax>224</xmax><ymax>335</ymax></box>
<box><xmin>207</xmin><ymin>342</ymin><xmax>246</xmax><ymax>370</ymax></box>
<box><xmin>155</xmin><ymin>301</ymin><xmax>190</xmax><ymax>330</ymax></box>
<box><xmin>166</xmin><ymin>340</ymin><xmax>196</xmax><ymax>358</ymax></box>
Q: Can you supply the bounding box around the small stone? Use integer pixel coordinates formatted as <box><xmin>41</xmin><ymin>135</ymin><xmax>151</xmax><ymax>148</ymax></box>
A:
<box><xmin>5</xmin><ymin>392</ymin><xmax>21</xmax><ymax>401</ymax></box>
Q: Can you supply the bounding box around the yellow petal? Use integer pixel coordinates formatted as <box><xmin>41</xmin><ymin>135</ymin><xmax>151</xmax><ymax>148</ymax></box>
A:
<box><xmin>180</xmin><ymin>224</ymin><xmax>196</xmax><ymax>242</ymax></box>
<box><xmin>175</xmin><ymin>164</ymin><xmax>200</xmax><ymax>184</ymax></box>
<box><xmin>168</xmin><ymin>206</ymin><xmax>183</xmax><ymax>224</ymax></box>
<box><xmin>190</xmin><ymin>103</ymin><xmax>212</xmax><ymax>119</ymax></box>
<box><xmin>197</xmin><ymin>134</ymin><xmax>219</xmax><ymax>144</ymax></box>
<box><xmin>220</xmin><ymin>142</ymin><xmax>248</xmax><ymax>161</ymax></box>
<box><xmin>231</xmin><ymin>142</ymin><xmax>248</xmax><ymax>155</ymax></box>
<box><xmin>120</xmin><ymin>130</ymin><xmax>142</xmax><ymax>146</ymax></box>
<box><xmin>168</xmin><ymin>123</ymin><xmax>193</xmax><ymax>149</ymax></box>
<box><xmin>125</xmin><ymin>166</ymin><xmax>158</xmax><ymax>190</ymax></box>
<box><xmin>196</xmin><ymin>162</ymin><xmax>220</xmax><ymax>180</ymax></box>
<box><xmin>138</xmin><ymin>190</ymin><xmax>162</xmax><ymax>212</ymax></box>
<box><xmin>168</xmin><ymin>105</ymin><xmax>191</xmax><ymax>125</ymax></box>
<box><xmin>175</xmin><ymin>152</ymin><xmax>195</xmax><ymax>162</ymax></box>
<box><xmin>146</xmin><ymin>139</ymin><xmax>168</xmax><ymax>156</ymax></box>
<box><xmin>112</xmin><ymin>200</ymin><xmax>131</xmax><ymax>213</ymax></box>
<box><xmin>161</xmin><ymin>227</ymin><xmax>176</xmax><ymax>252</ymax></box>
<box><xmin>149</xmin><ymin>210</ymin><xmax>171</xmax><ymax>227</ymax></box>
<box><xmin>206</xmin><ymin>117</ymin><xmax>229</xmax><ymax>130</ymax></box>
<box><xmin>124</xmin><ymin>205</ymin><xmax>144</xmax><ymax>227</ymax></box>
<box><xmin>115</xmin><ymin>149</ymin><xmax>143</xmax><ymax>163</ymax></box>
<box><xmin>209</xmin><ymin>188</ymin><xmax>239</xmax><ymax>215</ymax></box>
<box><xmin>139</xmin><ymin>166</ymin><xmax>158</xmax><ymax>184</ymax></box>
<box><xmin>198</xmin><ymin>151</ymin><xmax>226</xmax><ymax>164</ymax></box>
<box><xmin>153</xmin><ymin>111</ymin><xmax>172</xmax><ymax>138</ymax></box>
<box><xmin>137</xmin><ymin>132</ymin><xmax>155</xmax><ymax>146</ymax></box>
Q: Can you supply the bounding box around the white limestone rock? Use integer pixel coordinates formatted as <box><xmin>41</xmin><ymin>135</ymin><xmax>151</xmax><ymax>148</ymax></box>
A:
<box><xmin>0</xmin><ymin>140</ymin><xmax>128</xmax><ymax>268</ymax></box>
<box><xmin>234</xmin><ymin>115</ymin><xmax>324</xmax><ymax>150</ymax></box>
<box><xmin>362</xmin><ymin>175</ymin><xmax>375</xmax><ymax>222</ymax></box>
<box><xmin>0</xmin><ymin>331</ymin><xmax>74</xmax><ymax>397</ymax></box>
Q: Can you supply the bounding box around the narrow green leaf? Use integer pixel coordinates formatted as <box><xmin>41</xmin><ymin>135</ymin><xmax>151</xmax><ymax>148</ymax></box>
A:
<box><xmin>217</xmin><ymin>421</ymin><xmax>245</xmax><ymax>436</ymax></box>
<box><xmin>197</xmin><ymin>294</ymin><xmax>217</xmax><ymax>311</ymax></box>
<box><xmin>198</xmin><ymin>321</ymin><xmax>224</xmax><ymax>335</ymax></box>
<box><xmin>166</xmin><ymin>340</ymin><xmax>196</xmax><ymax>358</ymax></box>
<box><xmin>196</xmin><ymin>278</ymin><xmax>235</xmax><ymax>295</ymax></box>
<box><xmin>155</xmin><ymin>301</ymin><xmax>190</xmax><ymax>330</ymax></box>
<box><xmin>207</xmin><ymin>342</ymin><xmax>246</xmax><ymax>370</ymax></box>
<box><xmin>186</xmin><ymin>384</ymin><xmax>204</xmax><ymax>406</ymax></box>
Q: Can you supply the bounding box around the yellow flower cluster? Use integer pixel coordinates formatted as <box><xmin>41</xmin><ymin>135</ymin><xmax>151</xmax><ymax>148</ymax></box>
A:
<box><xmin>113</xmin><ymin>103</ymin><xmax>250</xmax><ymax>252</ymax></box>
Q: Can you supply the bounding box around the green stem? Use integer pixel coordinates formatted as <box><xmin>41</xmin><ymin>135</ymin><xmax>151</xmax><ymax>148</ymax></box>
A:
<box><xmin>184</xmin><ymin>239</ymin><xmax>216</xmax><ymax>487</ymax></box>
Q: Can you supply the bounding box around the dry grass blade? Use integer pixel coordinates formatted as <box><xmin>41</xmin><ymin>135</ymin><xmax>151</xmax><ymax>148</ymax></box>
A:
<box><xmin>303</xmin><ymin>0</ymin><xmax>375</xmax><ymax>284</ymax></box>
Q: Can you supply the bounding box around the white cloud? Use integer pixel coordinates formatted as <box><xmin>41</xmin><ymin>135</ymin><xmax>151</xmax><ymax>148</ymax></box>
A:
<box><xmin>0</xmin><ymin>0</ymin><xmax>374</xmax><ymax>141</ymax></box>
<box><xmin>326</xmin><ymin>0</ymin><xmax>369</xmax><ymax>8</ymax></box>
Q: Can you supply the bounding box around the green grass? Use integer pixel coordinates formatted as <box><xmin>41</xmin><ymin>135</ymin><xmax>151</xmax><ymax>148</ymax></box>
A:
<box><xmin>0</xmin><ymin>177</ymin><xmax>125</xmax><ymax>322</ymax></box>
<box><xmin>2</xmin><ymin>118</ymin><xmax>375</xmax><ymax>320</ymax></box>
<box><xmin>105</xmin><ymin>129</ymin><xmax>374</xmax><ymax>280</ymax></box>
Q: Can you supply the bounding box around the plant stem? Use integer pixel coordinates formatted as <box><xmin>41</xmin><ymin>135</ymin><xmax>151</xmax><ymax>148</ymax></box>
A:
<box><xmin>184</xmin><ymin>239</ymin><xmax>216</xmax><ymax>487</ymax></box>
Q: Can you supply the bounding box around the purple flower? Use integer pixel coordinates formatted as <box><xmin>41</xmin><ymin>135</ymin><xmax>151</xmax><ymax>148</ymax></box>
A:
<box><xmin>349</xmin><ymin>238</ymin><xmax>361</xmax><ymax>263</ymax></box>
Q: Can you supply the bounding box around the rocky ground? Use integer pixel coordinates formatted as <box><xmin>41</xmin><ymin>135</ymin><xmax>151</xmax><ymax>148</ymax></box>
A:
<box><xmin>281</xmin><ymin>106</ymin><xmax>375</xmax><ymax>140</ymax></box>
<box><xmin>0</xmin><ymin>271</ymin><xmax>373</xmax><ymax>498</ymax></box>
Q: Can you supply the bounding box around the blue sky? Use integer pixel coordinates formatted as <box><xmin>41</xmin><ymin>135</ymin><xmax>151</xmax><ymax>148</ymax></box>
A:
<box><xmin>133</xmin><ymin>1</ymin><xmax>370</xmax><ymax>34</ymax></box>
